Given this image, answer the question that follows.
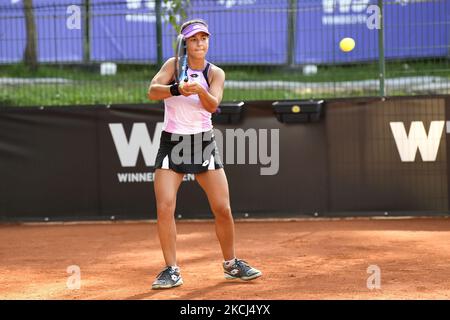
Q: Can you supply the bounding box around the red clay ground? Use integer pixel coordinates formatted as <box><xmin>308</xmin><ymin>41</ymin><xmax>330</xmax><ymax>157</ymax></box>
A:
<box><xmin>0</xmin><ymin>217</ymin><xmax>449</xmax><ymax>300</ymax></box>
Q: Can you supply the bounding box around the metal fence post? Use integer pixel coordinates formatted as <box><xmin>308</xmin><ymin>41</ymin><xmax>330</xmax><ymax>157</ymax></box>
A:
<box><xmin>378</xmin><ymin>0</ymin><xmax>386</xmax><ymax>97</ymax></box>
<box><xmin>287</xmin><ymin>0</ymin><xmax>297</xmax><ymax>67</ymax></box>
<box><xmin>155</xmin><ymin>0</ymin><xmax>163</xmax><ymax>68</ymax></box>
<box><xmin>83</xmin><ymin>0</ymin><xmax>90</xmax><ymax>63</ymax></box>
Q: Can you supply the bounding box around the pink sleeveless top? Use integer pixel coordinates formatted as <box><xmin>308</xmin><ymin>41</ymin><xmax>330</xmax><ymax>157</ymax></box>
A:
<box><xmin>162</xmin><ymin>63</ymin><xmax>213</xmax><ymax>135</ymax></box>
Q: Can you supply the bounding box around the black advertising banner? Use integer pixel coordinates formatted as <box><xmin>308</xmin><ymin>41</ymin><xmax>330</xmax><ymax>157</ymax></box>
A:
<box><xmin>326</xmin><ymin>97</ymin><xmax>448</xmax><ymax>214</ymax></box>
<box><xmin>1</xmin><ymin>96</ymin><xmax>449</xmax><ymax>221</ymax></box>
<box><xmin>0</xmin><ymin>107</ymin><xmax>99</xmax><ymax>220</ymax></box>
<box><xmin>94</xmin><ymin>104</ymin><xmax>327</xmax><ymax>220</ymax></box>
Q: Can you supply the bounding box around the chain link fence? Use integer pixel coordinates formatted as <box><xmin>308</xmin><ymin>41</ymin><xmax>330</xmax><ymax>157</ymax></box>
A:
<box><xmin>0</xmin><ymin>0</ymin><xmax>449</xmax><ymax>107</ymax></box>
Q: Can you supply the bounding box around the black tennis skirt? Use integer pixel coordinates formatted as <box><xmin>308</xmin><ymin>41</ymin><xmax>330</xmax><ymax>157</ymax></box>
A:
<box><xmin>154</xmin><ymin>130</ymin><xmax>224</xmax><ymax>174</ymax></box>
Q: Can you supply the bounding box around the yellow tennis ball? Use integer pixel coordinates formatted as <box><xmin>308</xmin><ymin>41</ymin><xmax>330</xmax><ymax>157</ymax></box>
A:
<box><xmin>340</xmin><ymin>37</ymin><xmax>355</xmax><ymax>52</ymax></box>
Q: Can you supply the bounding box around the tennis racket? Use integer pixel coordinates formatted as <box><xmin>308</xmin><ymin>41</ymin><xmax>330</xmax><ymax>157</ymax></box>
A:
<box><xmin>174</xmin><ymin>34</ymin><xmax>188</xmax><ymax>83</ymax></box>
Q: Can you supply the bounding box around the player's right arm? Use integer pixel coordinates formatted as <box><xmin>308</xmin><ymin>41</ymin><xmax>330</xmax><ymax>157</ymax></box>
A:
<box><xmin>147</xmin><ymin>58</ymin><xmax>176</xmax><ymax>101</ymax></box>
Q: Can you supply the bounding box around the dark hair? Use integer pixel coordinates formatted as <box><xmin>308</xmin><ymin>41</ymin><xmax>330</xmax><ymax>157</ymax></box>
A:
<box><xmin>180</xmin><ymin>19</ymin><xmax>208</xmax><ymax>33</ymax></box>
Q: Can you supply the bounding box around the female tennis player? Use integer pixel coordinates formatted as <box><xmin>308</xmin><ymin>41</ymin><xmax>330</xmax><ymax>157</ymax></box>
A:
<box><xmin>147</xmin><ymin>19</ymin><xmax>262</xmax><ymax>289</ymax></box>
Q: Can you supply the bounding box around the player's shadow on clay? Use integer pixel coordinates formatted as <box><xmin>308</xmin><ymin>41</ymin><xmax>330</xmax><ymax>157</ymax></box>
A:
<box><xmin>125</xmin><ymin>280</ymin><xmax>258</xmax><ymax>300</ymax></box>
<box><xmin>178</xmin><ymin>280</ymin><xmax>260</xmax><ymax>300</ymax></box>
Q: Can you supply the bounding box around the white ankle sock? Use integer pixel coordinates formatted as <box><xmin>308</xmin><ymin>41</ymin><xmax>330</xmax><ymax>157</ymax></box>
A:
<box><xmin>224</xmin><ymin>258</ymin><xmax>237</xmax><ymax>267</ymax></box>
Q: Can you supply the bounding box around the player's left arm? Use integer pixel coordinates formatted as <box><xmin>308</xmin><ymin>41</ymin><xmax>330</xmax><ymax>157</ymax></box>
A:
<box><xmin>185</xmin><ymin>66</ymin><xmax>225</xmax><ymax>113</ymax></box>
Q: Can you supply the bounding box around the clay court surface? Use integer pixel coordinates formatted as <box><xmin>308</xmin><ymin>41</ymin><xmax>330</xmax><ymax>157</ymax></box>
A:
<box><xmin>0</xmin><ymin>217</ymin><xmax>449</xmax><ymax>300</ymax></box>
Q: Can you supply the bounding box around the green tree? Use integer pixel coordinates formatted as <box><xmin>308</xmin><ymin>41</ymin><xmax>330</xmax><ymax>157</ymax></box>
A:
<box><xmin>23</xmin><ymin>0</ymin><xmax>38</xmax><ymax>71</ymax></box>
<box><xmin>163</xmin><ymin>0</ymin><xmax>190</xmax><ymax>33</ymax></box>
<box><xmin>156</xmin><ymin>0</ymin><xmax>190</xmax><ymax>66</ymax></box>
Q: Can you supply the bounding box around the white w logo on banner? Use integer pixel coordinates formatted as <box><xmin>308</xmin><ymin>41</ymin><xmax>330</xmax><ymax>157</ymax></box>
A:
<box><xmin>389</xmin><ymin>121</ymin><xmax>445</xmax><ymax>162</ymax></box>
<box><xmin>109</xmin><ymin>122</ymin><xmax>163</xmax><ymax>167</ymax></box>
